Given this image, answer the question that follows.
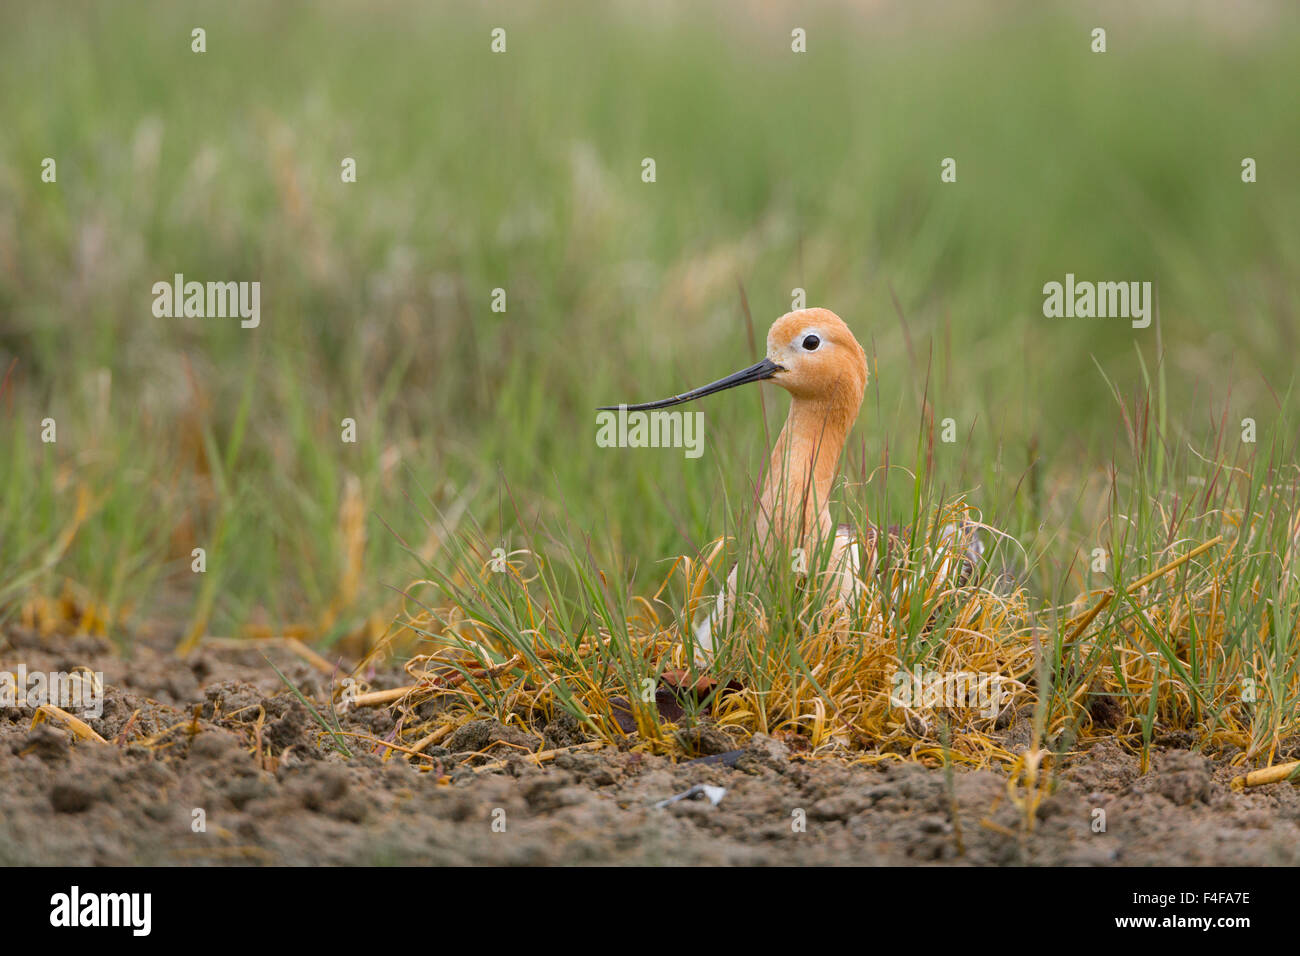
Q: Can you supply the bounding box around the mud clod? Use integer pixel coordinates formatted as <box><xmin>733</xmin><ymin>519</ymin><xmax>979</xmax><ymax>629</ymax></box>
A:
<box><xmin>1144</xmin><ymin>752</ymin><xmax>1215</xmax><ymax>806</ymax></box>
<box><xmin>266</xmin><ymin>701</ymin><xmax>312</xmax><ymax>752</ymax></box>
<box><xmin>189</xmin><ymin>730</ymin><xmax>243</xmax><ymax>762</ymax></box>
<box><xmin>20</xmin><ymin>724</ymin><xmax>71</xmax><ymax>762</ymax></box>
<box><xmin>542</xmin><ymin>710</ymin><xmax>588</xmax><ymax>749</ymax></box>
<box><xmin>445</xmin><ymin>719</ymin><xmax>541</xmax><ymax>757</ymax></box>
<box><xmin>672</xmin><ymin>721</ymin><xmax>735</xmax><ymax>757</ymax></box>
<box><xmin>50</xmin><ymin>780</ymin><xmax>99</xmax><ymax>814</ymax></box>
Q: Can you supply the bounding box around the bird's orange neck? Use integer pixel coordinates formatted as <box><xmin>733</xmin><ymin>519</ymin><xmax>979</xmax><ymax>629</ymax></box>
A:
<box><xmin>755</xmin><ymin>391</ymin><xmax>859</xmax><ymax>558</ymax></box>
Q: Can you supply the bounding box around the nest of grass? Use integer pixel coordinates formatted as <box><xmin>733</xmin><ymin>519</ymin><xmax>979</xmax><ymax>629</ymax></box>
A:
<box><xmin>361</xmin><ymin>501</ymin><xmax>1054</xmax><ymax>770</ymax></box>
<box><xmin>352</xmin><ymin>484</ymin><xmax>1300</xmax><ymax>784</ymax></box>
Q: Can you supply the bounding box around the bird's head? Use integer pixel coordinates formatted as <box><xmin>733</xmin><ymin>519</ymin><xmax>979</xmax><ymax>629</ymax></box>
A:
<box><xmin>761</xmin><ymin>308</ymin><xmax>868</xmax><ymax>406</ymax></box>
<box><xmin>599</xmin><ymin>307</ymin><xmax>867</xmax><ymax>413</ymax></box>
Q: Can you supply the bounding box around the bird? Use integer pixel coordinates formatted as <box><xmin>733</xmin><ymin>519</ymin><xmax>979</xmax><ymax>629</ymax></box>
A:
<box><xmin>601</xmin><ymin>308</ymin><xmax>883</xmax><ymax>652</ymax></box>
<box><xmin>602</xmin><ymin>307</ymin><xmax>995</xmax><ymax>660</ymax></box>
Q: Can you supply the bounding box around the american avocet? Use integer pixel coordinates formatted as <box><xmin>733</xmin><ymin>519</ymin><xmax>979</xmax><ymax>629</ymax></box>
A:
<box><xmin>602</xmin><ymin>307</ymin><xmax>989</xmax><ymax>656</ymax></box>
<box><xmin>602</xmin><ymin>308</ymin><xmax>876</xmax><ymax>650</ymax></box>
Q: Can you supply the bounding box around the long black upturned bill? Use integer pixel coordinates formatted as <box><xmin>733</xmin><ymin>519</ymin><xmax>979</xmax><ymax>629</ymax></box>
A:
<box><xmin>598</xmin><ymin>357</ymin><xmax>782</xmax><ymax>411</ymax></box>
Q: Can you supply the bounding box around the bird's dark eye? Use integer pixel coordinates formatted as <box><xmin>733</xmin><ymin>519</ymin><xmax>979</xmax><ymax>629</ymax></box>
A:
<box><xmin>802</xmin><ymin>334</ymin><xmax>820</xmax><ymax>351</ymax></box>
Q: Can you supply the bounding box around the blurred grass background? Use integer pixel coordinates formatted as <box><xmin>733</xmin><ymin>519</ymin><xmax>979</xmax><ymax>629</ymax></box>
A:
<box><xmin>1</xmin><ymin>0</ymin><xmax>1298</xmax><ymax>649</ymax></box>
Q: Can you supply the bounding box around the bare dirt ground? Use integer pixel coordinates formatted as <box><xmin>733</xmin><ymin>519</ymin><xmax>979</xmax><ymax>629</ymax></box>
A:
<box><xmin>3</xmin><ymin>627</ymin><xmax>1299</xmax><ymax>866</ymax></box>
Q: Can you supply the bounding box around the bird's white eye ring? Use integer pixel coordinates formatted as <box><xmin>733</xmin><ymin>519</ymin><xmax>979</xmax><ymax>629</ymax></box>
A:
<box><xmin>801</xmin><ymin>334</ymin><xmax>820</xmax><ymax>351</ymax></box>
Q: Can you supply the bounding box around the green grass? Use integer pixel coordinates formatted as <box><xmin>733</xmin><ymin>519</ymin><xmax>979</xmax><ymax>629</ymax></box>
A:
<box><xmin>1</xmin><ymin>1</ymin><xmax>1298</xmax><ymax>770</ymax></box>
